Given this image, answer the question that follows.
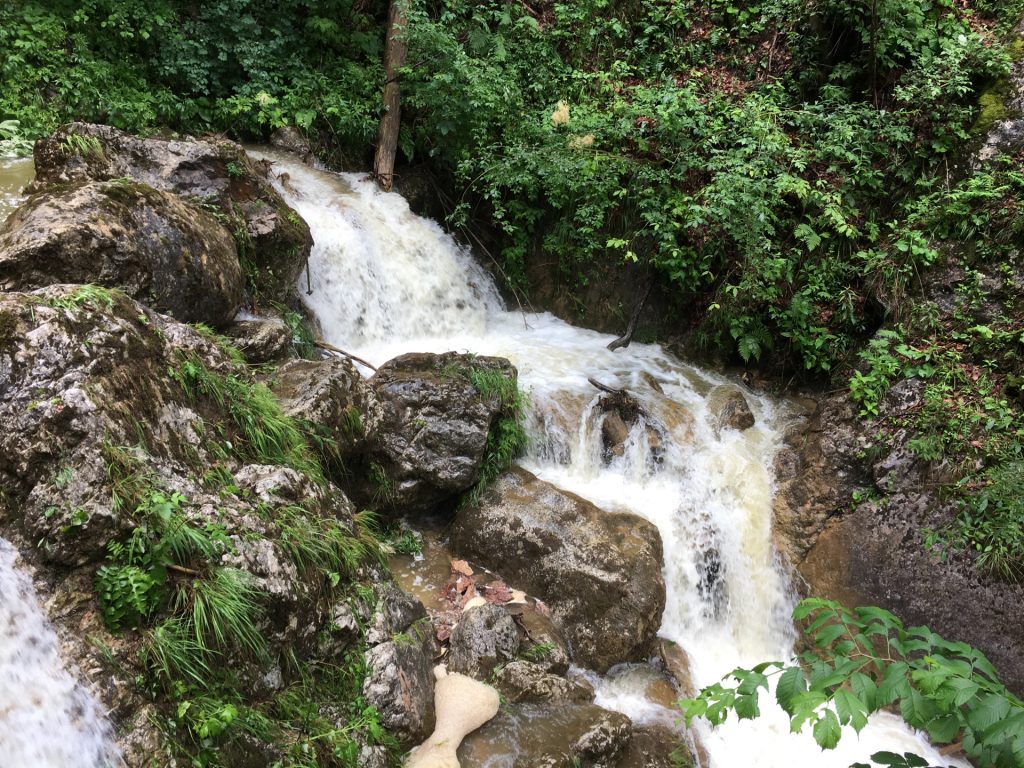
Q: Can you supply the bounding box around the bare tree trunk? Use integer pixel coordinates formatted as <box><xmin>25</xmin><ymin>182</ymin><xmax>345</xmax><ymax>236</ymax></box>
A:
<box><xmin>373</xmin><ymin>0</ymin><xmax>409</xmax><ymax>192</ymax></box>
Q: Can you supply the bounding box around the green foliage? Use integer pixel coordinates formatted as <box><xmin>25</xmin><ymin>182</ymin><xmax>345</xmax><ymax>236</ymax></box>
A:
<box><xmin>60</xmin><ymin>130</ymin><xmax>105</xmax><ymax>161</ymax></box>
<box><xmin>270</xmin><ymin>301</ymin><xmax>318</xmax><ymax>360</ymax></box>
<box><xmin>462</xmin><ymin>365</ymin><xmax>528</xmax><ymax>504</ymax></box>
<box><xmin>170</xmin><ymin>351</ymin><xmax>322</xmax><ymax>480</ymax></box>
<box><xmin>380</xmin><ymin>527</ymin><xmax>422</xmax><ymax>557</ymax></box>
<box><xmin>47</xmin><ymin>284</ymin><xmax>118</xmax><ymax>312</ymax></box>
<box><xmin>0</xmin><ymin>119</ymin><xmax>33</xmax><ymax>156</ymax></box>
<box><xmin>682</xmin><ymin>598</ymin><xmax>1024</xmax><ymax>767</ymax></box>
<box><xmin>277</xmin><ymin>504</ymin><xmax>381</xmax><ymax>581</ymax></box>
<box><xmin>519</xmin><ymin>641</ymin><xmax>556</xmax><ymax>663</ymax></box>
<box><xmin>96</xmin><ymin>488</ymin><xmax>233</xmax><ymax>631</ymax></box>
<box><xmin>930</xmin><ymin>462</ymin><xmax>1024</xmax><ymax>581</ymax></box>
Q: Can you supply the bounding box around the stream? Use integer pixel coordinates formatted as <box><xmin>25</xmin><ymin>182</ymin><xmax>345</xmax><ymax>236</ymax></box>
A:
<box><xmin>255</xmin><ymin>149</ymin><xmax>967</xmax><ymax>768</ymax></box>
<box><xmin>0</xmin><ymin>148</ymin><xmax>965</xmax><ymax>766</ymax></box>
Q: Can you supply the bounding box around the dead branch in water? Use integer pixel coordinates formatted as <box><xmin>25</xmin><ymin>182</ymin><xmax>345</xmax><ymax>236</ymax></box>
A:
<box><xmin>315</xmin><ymin>340</ymin><xmax>378</xmax><ymax>372</ymax></box>
<box><xmin>588</xmin><ymin>377</ymin><xmax>623</xmax><ymax>395</ymax></box>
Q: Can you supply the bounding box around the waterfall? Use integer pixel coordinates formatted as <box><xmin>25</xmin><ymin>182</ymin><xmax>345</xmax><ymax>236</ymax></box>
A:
<box><xmin>255</xmin><ymin>149</ymin><xmax>964</xmax><ymax>767</ymax></box>
<box><xmin>0</xmin><ymin>541</ymin><xmax>122</xmax><ymax>768</ymax></box>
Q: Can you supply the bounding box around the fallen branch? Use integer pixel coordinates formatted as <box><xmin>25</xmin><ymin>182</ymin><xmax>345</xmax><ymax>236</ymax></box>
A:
<box><xmin>315</xmin><ymin>340</ymin><xmax>378</xmax><ymax>372</ymax></box>
<box><xmin>167</xmin><ymin>563</ymin><xmax>202</xmax><ymax>577</ymax></box>
<box><xmin>607</xmin><ymin>278</ymin><xmax>654</xmax><ymax>351</ymax></box>
<box><xmin>588</xmin><ymin>377</ymin><xmax>623</xmax><ymax>395</ymax></box>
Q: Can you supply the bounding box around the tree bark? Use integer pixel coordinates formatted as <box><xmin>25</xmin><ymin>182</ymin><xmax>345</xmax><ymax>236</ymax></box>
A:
<box><xmin>373</xmin><ymin>0</ymin><xmax>409</xmax><ymax>192</ymax></box>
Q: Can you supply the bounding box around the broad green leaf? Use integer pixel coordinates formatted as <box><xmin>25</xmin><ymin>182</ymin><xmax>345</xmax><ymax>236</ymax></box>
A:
<box><xmin>776</xmin><ymin>666</ymin><xmax>807</xmax><ymax>712</ymax></box>
<box><xmin>967</xmin><ymin>694</ymin><xmax>1012</xmax><ymax>736</ymax></box>
<box><xmin>834</xmin><ymin>688</ymin><xmax>869</xmax><ymax>733</ymax></box>
<box><xmin>851</xmin><ymin>671</ymin><xmax>879</xmax><ymax>712</ymax></box>
<box><xmin>812</xmin><ymin>709</ymin><xmax>841</xmax><ymax>750</ymax></box>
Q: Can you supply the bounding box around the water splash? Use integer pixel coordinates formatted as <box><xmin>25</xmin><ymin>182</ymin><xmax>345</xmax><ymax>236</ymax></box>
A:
<box><xmin>0</xmin><ymin>539</ymin><xmax>122</xmax><ymax>768</ymax></box>
<box><xmin>255</xmin><ymin>149</ymin><xmax>966</xmax><ymax>768</ymax></box>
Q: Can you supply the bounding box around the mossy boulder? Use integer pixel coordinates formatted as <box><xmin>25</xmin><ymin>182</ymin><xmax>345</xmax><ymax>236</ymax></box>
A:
<box><xmin>31</xmin><ymin>122</ymin><xmax>312</xmax><ymax>302</ymax></box>
<box><xmin>0</xmin><ymin>180</ymin><xmax>243</xmax><ymax>325</ymax></box>
<box><xmin>358</xmin><ymin>352</ymin><xmax>520</xmax><ymax>513</ymax></box>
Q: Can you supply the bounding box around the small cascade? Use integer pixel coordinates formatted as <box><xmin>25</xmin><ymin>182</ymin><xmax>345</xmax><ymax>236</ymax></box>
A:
<box><xmin>0</xmin><ymin>540</ymin><xmax>122</xmax><ymax>768</ymax></box>
<box><xmin>253</xmin><ymin>149</ymin><xmax>967</xmax><ymax>767</ymax></box>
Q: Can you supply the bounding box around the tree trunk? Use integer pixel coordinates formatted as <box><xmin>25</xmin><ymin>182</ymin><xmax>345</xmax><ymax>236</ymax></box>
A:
<box><xmin>373</xmin><ymin>0</ymin><xmax>409</xmax><ymax>192</ymax></box>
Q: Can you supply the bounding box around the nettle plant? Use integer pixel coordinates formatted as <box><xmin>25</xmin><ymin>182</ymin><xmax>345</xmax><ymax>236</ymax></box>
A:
<box><xmin>682</xmin><ymin>598</ymin><xmax>1024</xmax><ymax>768</ymax></box>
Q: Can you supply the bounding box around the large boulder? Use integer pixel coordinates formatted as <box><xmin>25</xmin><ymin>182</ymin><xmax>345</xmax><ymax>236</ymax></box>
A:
<box><xmin>0</xmin><ymin>181</ymin><xmax>242</xmax><ymax>325</ymax></box>
<box><xmin>451</xmin><ymin>467</ymin><xmax>665</xmax><ymax>672</ymax></box>
<box><xmin>361</xmin><ymin>352</ymin><xmax>519</xmax><ymax>512</ymax></box>
<box><xmin>268</xmin><ymin>357</ymin><xmax>382</xmax><ymax>464</ymax></box>
<box><xmin>362</xmin><ymin>586</ymin><xmax>436</xmax><ymax>746</ymax></box>
<box><xmin>707</xmin><ymin>383</ymin><xmax>755</xmax><ymax>432</ymax></box>
<box><xmin>31</xmin><ymin>122</ymin><xmax>312</xmax><ymax>301</ymax></box>
<box><xmin>493</xmin><ymin>661</ymin><xmax>594</xmax><ymax>704</ymax></box>
<box><xmin>223</xmin><ymin>316</ymin><xmax>294</xmax><ymax>364</ymax></box>
<box><xmin>458</xmin><ymin>702</ymin><xmax>632</xmax><ymax>768</ymax></box>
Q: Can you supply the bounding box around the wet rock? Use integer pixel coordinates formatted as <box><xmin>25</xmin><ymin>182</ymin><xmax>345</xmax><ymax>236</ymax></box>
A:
<box><xmin>362</xmin><ymin>352</ymin><xmax>518</xmax><ymax>512</ymax></box>
<box><xmin>31</xmin><ymin>122</ymin><xmax>312</xmax><ymax>302</ymax></box>
<box><xmin>615</xmin><ymin>725</ymin><xmax>692</xmax><ymax>768</ymax></box>
<box><xmin>451</xmin><ymin>467</ymin><xmax>665</xmax><ymax>672</ymax></box>
<box><xmin>223</xmin><ymin>316</ymin><xmax>293</xmax><ymax>363</ymax></box>
<box><xmin>657</xmin><ymin>639</ymin><xmax>697</xmax><ymax>697</ymax></box>
<box><xmin>771</xmin><ymin>396</ymin><xmax>867</xmax><ymax>564</ymax></box>
<box><xmin>268</xmin><ymin>357</ymin><xmax>381</xmax><ymax>461</ymax></box>
<box><xmin>494</xmin><ymin>660</ymin><xmax>594</xmax><ymax>704</ymax></box>
<box><xmin>593</xmin><ymin>389</ymin><xmax>666</xmax><ymax>463</ymax></box>
<box><xmin>458</xmin><ymin>702</ymin><xmax>632</xmax><ymax>768</ymax></box>
<box><xmin>778</xmin><ymin>385</ymin><xmax>1024</xmax><ymax>694</ymax></box>
<box><xmin>0</xmin><ymin>181</ymin><xmax>242</xmax><ymax>325</ymax></box>
<box><xmin>707</xmin><ymin>383</ymin><xmax>755</xmax><ymax>432</ymax></box>
<box><xmin>362</xmin><ymin>621</ymin><xmax>436</xmax><ymax>746</ymax></box>
<box><xmin>270</xmin><ymin>126</ymin><xmax>314</xmax><ymax>162</ymax></box>
<box><xmin>365</xmin><ymin>582</ymin><xmax>428</xmax><ymax>646</ymax></box>
<box><xmin>360</xmin><ymin>583</ymin><xmax>436</xmax><ymax>746</ymax></box>
<box><xmin>448</xmin><ymin>603</ymin><xmax>520</xmax><ymax>680</ymax></box>
<box><xmin>516</xmin><ymin>606</ymin><xmax>571</xmax><ymax>675</ymax></box>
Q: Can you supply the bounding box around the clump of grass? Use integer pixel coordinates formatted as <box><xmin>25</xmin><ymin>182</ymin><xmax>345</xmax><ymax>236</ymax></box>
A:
<box><xmin>59</xmin><ymin>131</ymin><xmax>105</xmax><ymax>162</ymax></box>
<box><xmin>170</xmin><ymin>351</ymin><xmax>322</xmax><ymax>481</ymax></box>
<box><xmin>278</xmin><ymin>504</ymin><xmax>376</xmax><ymax>578</ymax></box>
<box><xmin>47</xmin><ymin>284</ymin><xmax>118</xmax><ymax>312</ymax></box>
<box><xmin>174</xmin><ymin>567</ymin><xmax>266</xmax><ymax>659</ymax></box>
<box><xmin>190</xmin><ymin>322</ymin><xmax>247</xmax><ymax>366</ymax></box>
<box><xmin>464</xmin><ymin>366</ymin><xmax>528</xmax><ymax>507</ymax></box>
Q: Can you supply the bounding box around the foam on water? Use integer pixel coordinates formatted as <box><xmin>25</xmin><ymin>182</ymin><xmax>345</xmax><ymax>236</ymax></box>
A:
<box><xmin>253</xmin><ymin>149</ymin><xmax>968</xmax><ymax>768</ymax></box>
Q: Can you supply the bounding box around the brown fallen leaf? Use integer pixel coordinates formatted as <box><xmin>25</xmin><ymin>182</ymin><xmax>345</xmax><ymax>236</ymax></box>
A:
<box><xmin>483</xmin><ymin>580</ymin><xmax>513</xmax><ymax>603</ymax></box>
<box><xmin>451</xmin><ymin>559</ymin><xmax>474</xmax><ymax>577</ymax></box>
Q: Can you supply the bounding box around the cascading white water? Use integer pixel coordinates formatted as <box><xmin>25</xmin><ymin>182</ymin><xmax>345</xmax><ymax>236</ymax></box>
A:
<box><xmin>254</xmin><ymin>149</ymin><xmax>966</xmax><ymax>768</ymax></box>
<box><xmin>0</xmin><ymin>540</ymin><xmax>122</xmax><ymax>768</ymax></box>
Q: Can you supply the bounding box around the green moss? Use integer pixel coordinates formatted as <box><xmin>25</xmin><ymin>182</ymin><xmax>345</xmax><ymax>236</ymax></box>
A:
<box><xmin>0</xmin><ymin>309</ymin><xmax>18</xmax><ymax>347</ymax></box>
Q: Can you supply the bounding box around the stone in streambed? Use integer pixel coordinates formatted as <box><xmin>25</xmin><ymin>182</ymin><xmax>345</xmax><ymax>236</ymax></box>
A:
<box><xmin>451</xmin><ymin>467</ymin><xmax>665</xmax><ymax>672</ymax></box>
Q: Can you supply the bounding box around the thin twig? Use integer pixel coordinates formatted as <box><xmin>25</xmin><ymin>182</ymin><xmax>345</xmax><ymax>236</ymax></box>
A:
<box><xmin>167</xmin><ymin>563</ymin><xmax>201</xmax><ymax>577</ymax></box>
<box><xmin>315</xmin><ymin>340</ymin><xmax>378</xmax><ymax>372</ymax></box>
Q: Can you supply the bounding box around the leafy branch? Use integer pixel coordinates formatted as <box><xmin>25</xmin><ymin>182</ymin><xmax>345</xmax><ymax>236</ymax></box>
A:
<box><xmin>681</xmin><ymin>598</ymin><xmax>1024</xmax><ymax>767</ymax></box>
